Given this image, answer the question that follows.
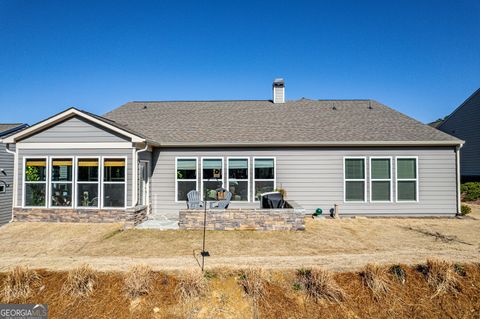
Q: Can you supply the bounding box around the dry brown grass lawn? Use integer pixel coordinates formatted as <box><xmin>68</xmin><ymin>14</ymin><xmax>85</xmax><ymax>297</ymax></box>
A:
<box><xmin>0</xmin><ymin>215</ymin><xmax>478</xmax><ymax>271</ymax></box>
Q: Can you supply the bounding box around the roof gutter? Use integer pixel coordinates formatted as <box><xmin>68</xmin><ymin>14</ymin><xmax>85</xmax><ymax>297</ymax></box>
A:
<box><xmin>154</xmin><ymin>140</ymin><xmax>465</xmax><ymax>148</ymax></box>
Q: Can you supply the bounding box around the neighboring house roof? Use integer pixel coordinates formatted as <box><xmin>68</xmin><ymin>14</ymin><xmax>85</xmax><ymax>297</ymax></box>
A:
<box><xmin>428</xmin><ymin>119</ymin><xmax>445</xmax><ymax>128</ymax></box>
<box><xmin>0</xmin><ymin>123</ymin><xmax>29</xmax><ymax>138</ymax></box>
<box><xmin>104</xmin><ymin>99</ymin><xmax>462</xmax><ymax>147</ymax></box>
<box><xmin>438</xmin><ymin>88</ymin><xmax>480</xmax><ymax>130</ymax></box>
<box><xmin>2</xmin><ymin>108</ymin><xmax>149</xmax><ymax>144</ymax></box>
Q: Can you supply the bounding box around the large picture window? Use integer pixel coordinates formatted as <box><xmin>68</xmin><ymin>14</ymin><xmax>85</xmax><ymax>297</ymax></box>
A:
<box><xmin>344</xmin><ymin>157</ymin><xmax>366</xmax><ymax>202</ymax></box>
<box><xmin>202</xmin><ymin>158</ymin><xmax>223</xmax><ymax>201</ymax></box>
<box><xmin>253</xmin><ymin>158</ymin><xmax>275</xmax><ymax>201</ymax></box>
<box><xmin>24</xmin><ymin>158</ymin><xmax>47</xmax><ymax>207</ymax></box>
<box><xmin>50</xmin><ymin>158</ymin><xmax>73</xmax><ymax>207</ymax></box>
<box><xmin>227</xmin><ymin>158</ymin><xmax>249</xmax><ymax>201</ymax></box>
<box><xmin>396</xmin><ymin>157</ymin><xmax>418</xmax><ymax>202</ymax></box>
<box><xmin>77</xmin><ymin>158</ymin><xmax>99</xmax><ymax>207</ymax></box>
<box><xmin>370</xmin><ymin>157</ymin><xmax>392</xmax><ymax>202</ymax></box>
<box><xmin>103</xmin><ymin>158</ymin><xmax>126</xmax><ymax>208</ymax></box>
<box><xmin>176</xmin><ymin>158</ymin><xmax>197</xmax><ymax>201</ymax></box>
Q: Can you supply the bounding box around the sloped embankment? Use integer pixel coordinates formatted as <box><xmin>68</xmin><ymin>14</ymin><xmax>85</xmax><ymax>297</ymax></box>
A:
<box><xmin>0</xmin><ymin>261</ymin><xmax>479</xmax><ymax>319</ymax></box>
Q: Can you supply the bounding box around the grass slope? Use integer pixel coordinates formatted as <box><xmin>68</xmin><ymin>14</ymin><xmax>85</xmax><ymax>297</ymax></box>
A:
<box><xmin>1</xmin><ymin>262</ymin><xmax>479</xmax><ymax>319</ymax></box>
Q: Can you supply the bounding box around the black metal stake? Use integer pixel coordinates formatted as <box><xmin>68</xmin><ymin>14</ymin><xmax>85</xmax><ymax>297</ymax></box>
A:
<box><xmin>201</xmin><ymin>188</ymin><xmax>208</xmax><ymax>271</ymax></box>
<box><xmin>200</xmin><ymin>177</ymin><xmax>217</xmax><ymax>271</ymax></box>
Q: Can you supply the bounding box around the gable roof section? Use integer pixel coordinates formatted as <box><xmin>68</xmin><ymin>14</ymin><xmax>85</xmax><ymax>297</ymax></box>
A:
<box><xmin>0</xmin><ymin>123</ymin><xmax>28</xmax><ymax>138</ymax></box>
<box><xmin>2</xmin><ymin>108</ymin><xmax>151</xmax><ymax>144</ymax></box>
<box><xmin>438</xmin><ymin>88</ymin><xmax>480</xmax><ymax>130</ymax></box>
<box><xmin>104</xmin><ymin>99</ymin><xmax>462</xmax><ymax>147</ymax></box>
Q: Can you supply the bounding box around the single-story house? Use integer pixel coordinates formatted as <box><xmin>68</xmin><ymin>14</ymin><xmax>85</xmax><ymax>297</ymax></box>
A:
<box><xmin>434</xmin><ymin>88</ymin><xmax>480</xmax><ymax>182</ymax></box>
<box><xmin>1</xmin><ymin>79</ymin><xmax>464</xmax><ymax>228</ymax></box>
<box><xmin>0</xmin><ymin>123</ymin><xmax>29</xmax><ymax>226</ymax></box>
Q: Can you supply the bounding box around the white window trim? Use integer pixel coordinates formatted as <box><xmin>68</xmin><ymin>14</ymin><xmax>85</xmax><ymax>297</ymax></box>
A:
<box><xmin>75</xmin><ymin>156</ymin><xmax>101</xmax><ymax>209</ymax></box>
<box><xmin>369</xmin><ymin>156</ymin><xmax>393</xmax><ymax>203</ymax></box>
<box><xmin>49</xmin><ymin>156</ymin><xmax>74</xmax><ymax>208</ymax></box>
<box><xmin>200</xmin><ymin>157</ymin><xmax>225</xmax><ymax>201</ymax></box>
<box><xmin>227</xmin><ymin>157</ymin><xmax>250</xmax><ymax>202</ymax></box>
<box><xmin>175</xmin><ymin>157</ymin><xmax>198</xmax><ymax>203</ymax></box>
<box><xmin>395</xmin><ymin>156</ymin><xmax>419</xmax><ymax>203</ymax></box>
<box><xmin>253</xmin><ymin>157</ymin><xmax>277</xmax><ymax>202</ymax></box>
<box><xmin>101</xmin><ymin>156</ymin><xmax>128</xmax><ymax>209</ymax></box>
<box><xmin>22</xmin><ymin>156</ymin><xmax>48</xmax><ymax>208</ymax></box>
<box><xmin>343</xmin><ymin>156</ymin><xmax>367</xmax><ymax>203</ymax></box>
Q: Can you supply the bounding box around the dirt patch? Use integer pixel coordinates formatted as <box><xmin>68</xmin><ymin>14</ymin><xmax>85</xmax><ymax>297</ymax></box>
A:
<box><xmin>1</xmin><ymin>263</ymin><xmax>479</xmax><ymax>319</ymax></box>
<box><xmin>401</xmin><ymin>226</ymin><xmax>474</xmax><ymax>245</ymax></box>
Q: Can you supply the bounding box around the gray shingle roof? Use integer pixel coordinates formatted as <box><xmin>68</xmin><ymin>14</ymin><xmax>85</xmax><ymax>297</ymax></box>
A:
<box><xmin>103</xmin><ymin>99</ymin><xmax>462</xmax><ymax>146</ymax></box>
<box><xmin>0</xmin><ymin>123</ymin><xmax>28</xmax><ymax>138</ymax></box>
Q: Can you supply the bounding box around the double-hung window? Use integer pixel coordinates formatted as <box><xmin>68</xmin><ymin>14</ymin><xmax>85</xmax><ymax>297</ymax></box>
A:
<box><xmin>227</xmin><ymin>158</ymin><xmax>249</xmax><ymax>201</ymax></box>
<box><xmin>370</xmin><ymin>157</ymin><xmax>392</xmax><ymax>202</ymax></box>
<box><xmin>77</xmin><ymin>158</ymin><xmax>99</xmax><ymax>208</ymax></box>
<box><xmin>176</xmin><ymin>158</ymin><xmax>197</xmax><ymax>201</ymax></box>
<box><xmin>396</xmin><ymin>157</ymin><xmax>418</xmax><ymax>202</ymax></box>
<box><xmin>24</xmin><ymin>158</ymin><xmax>47</xmax><ymax>207</ymax></box>
<box><xmin>50</xmin><ymin>158</ymin><xmax>73</xmax><ymax>207</ymax></box>
<box><xmin>202</xmin><ymin>158</ymin><xmax>223</xmax><ymax>201</ymax></box>
<box><xmin>103</xmin><ymin>158</ymin><xmax>126</xmax><ymax>208</ymax></box>
<box><xmin>344</xmin><ymin>157</ymin><xmax>366</xmax><ymax>202</ymax></box>
<box><xmin>253</xmin><ymin>157</ymin><xmax>275</xmax><ymax>201</ymax></box>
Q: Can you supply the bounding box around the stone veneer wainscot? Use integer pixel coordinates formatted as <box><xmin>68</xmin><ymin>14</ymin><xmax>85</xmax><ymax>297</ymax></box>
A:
<box><xmin>179</xmin><ymin>202</ymin><xmax>306</xmax><ymax>231</ymax></box>
<box><xmin>13</xmin><ymin>205</ymin><xmax>148</xmax><ymax>229</ymax></box>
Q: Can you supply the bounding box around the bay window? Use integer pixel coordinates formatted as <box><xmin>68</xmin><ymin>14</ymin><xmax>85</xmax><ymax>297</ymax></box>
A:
<box><xmin>254</xmin><ymin>157</ymin><xmax>275</xmax><ymax>201</ymax></box>
<box><xmin>227</xmin><ymin>158</ymin><xmax>249</xmax><ymax>201</ymax></box>
<box><xmin>344</xmin><ymin>157</ymin><xmax>366</xmax><ymax>202</ymax></box>
<box><xmin>370</xmin><ymin>157</ymin><xmax>392</xmax><ymax>202</ymax></box>
<box><xmin>77</xmin><ymin>158</ymin><xmax>99</xmax><ymax>207</ymax></box>
<box><xmin>103</xmin><ymin>158</ymin><xmax>126</xmax><ymax>208</ymax></box>
<box><xmin>202</xmin><ymin>158</ymin><xmax>223</xmax><ymax>201</ymax></box>
<box><xmin>50</xmin><ymin>158</ymin><xmax>73</xmax><ymax>207</ymax></box>
<box><xmin>24</xmin><ymin>158</ymin><xmax>47</xmax><ymax>207</ymax></box>
<box><xmin>396</xmin><ymin>157</ymin><xmax>418</xmax><ymax>202</ymax></box>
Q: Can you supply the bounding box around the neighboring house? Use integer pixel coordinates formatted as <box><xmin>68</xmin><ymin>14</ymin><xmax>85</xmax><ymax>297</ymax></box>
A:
<box><xmin>2</xmin><ymin>79</ymin><xmax>463</xmax><ymax>228</ymax></box>
<box><xmin>436</xmin><ymin>88</ymin><xmax>480</xmax><ymax>182</ymax></box>
<box><xmin>0</xmin><ymin>123</ymin><xmax>29</xmax><ymax>226</ymax></box>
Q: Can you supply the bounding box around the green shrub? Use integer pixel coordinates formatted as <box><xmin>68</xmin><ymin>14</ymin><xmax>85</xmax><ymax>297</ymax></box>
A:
<box><xmin>460</xmin><ymin>204</ymin><xmax>471</xmax><ymax>216</ymax></box>
<box><xmin>461</xmin><ymin>182</ymin><xmax>480</xmax><ymax>201</ymax></box>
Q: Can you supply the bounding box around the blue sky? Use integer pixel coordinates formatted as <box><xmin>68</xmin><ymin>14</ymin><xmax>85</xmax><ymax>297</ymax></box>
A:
<box><xmin>0</xmin><ymin>0</ymin><xmax>479</xmax><ymax>125</ymax></box>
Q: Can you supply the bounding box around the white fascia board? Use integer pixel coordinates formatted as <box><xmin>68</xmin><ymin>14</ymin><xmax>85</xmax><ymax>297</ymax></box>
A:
<box><xmin>157</xmin><ymin>140</ymin><xmax>465</xmax><ymax>147</ymax></box>
<box><xmin>17</xmin><ymin>142</ymin><xmax>134</xmax><ymax>149</ymax></box>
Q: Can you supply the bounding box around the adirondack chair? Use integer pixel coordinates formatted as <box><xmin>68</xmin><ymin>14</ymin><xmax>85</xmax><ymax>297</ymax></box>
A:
<box><xmin>210</xmin><ymin>191</ymin><xmax>232</xmax><ymax>209</ymax></box>
<box><xmin>186</xmin><ymin>190</ymin><xmax>203</xmax><ymax>209</ymax></box>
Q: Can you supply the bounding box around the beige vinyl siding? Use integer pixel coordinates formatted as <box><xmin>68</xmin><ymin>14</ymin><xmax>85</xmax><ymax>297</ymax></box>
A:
<box><xmin>19</xmin><ymin>116</ymin><xmax>129</xmax><ymax>143</ymax></box>
<box><xmin>16</xmin><ymin>148</ymin><xmax>133</xmax><ymax>207</ymax></box>
<box><xmin>0</xmin><ymin>144</ymin><xmax>15</xmax><ymax>225</ymax></box>
<box><xmin>150</xmin><ymin>147</ymin><xmax>456</xmax><ymax>220</ymax></box>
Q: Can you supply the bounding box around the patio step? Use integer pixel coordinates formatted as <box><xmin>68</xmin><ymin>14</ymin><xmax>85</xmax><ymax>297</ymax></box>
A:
<box><xmin>136</xmin><ymin>219</ymin><xmax>179</xmax><ymax>230</ymax></box>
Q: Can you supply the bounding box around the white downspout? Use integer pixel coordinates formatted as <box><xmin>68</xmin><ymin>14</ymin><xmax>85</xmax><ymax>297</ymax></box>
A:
<box><xmin>456</xmin><ymin>144</ymin><xmax>463</xmax><ymax>215</ymax></box>
<box><xmin>5</xmin><ymin>143</ymin><xmax>17</xmax><ymax>223</ymax></box>
<box><xmin>133</xmin><ymin>143</ymin><xmax>149</xmax><ymax>207</ymax></box>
